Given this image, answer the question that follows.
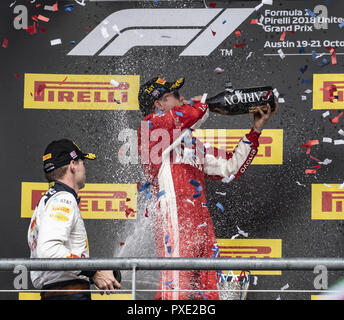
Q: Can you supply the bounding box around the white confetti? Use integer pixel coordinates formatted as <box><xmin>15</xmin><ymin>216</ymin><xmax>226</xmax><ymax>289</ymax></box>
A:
<box><xmin>278</xmin><ymin>97</ymin><xmax>285</xmax><ymax>103</ymax></box>
<box><xmin>236</xmin><ymin>226</ymin><xmax>248</xmax><ymax>238</ymax></box>
<box><xmin>301</xmin><ymin>95</ymin><xmax>307</xmax><ymax>101</ymax></box>
<box><xmin>253</xmin><ymin>276</ymin><xmax>258</xmax><ymax>285</ymax></box>
<box><xmin>231</xmin><ymin>234</ymin><xmax>239</xmax><ymax>240</ymax></box>
<box><xmin>112</xmin><ymin>24</ymin><xmax>121</xmax><ymax>35</ymax></box>
<box><xmin>201</xmin><ymin>93</ymin><xmax>208</xmax><ymax>103</ymax></box>
<box><xmin>197</xmin><ymin>222</ymin><xmax>207</xmax><ymax>228</ymax></box>
<box><xmin>323</xmin><ymin>137</ymin><xmax>333</xmax><ymax>143</ymax></box>
<box><xmin>75</xmin><ymin>0</ymin><xmax>86</xmax><ymax>6</ymax></box>
<box><xmin>214</xmin><ymin>67</ymin><xmax>224</xmax><ymax>74</ymax></box>
<box><xmin>273</xmin><ymin>88</ymin><xmax>280</xmax><ymax>98</ymax></box>
<box><xmin>110</xmin><ymin>79</ymin><xmax>119</xmax><ymax>87</ymax></box>
<box><xmin>262</xmin><ymin>0</ymin><xmax>273</xmax><ymax>4</ymax></box>
<box><xmin>305</xmin><ymin>89</ymin><xmax>312</xmax><ymax>94</ymax></box>
<box><xmin>215</xmin><ymin>192</ymin><xmax>226</xmax><ymax>196</ymax></box>
<box><xmin>222</xmin><ymin>174</ymin><xmax>235</xmax><ymax>183</ymax></box>
<box><xmin>338</xmin><ymin>129</ymin><xmax>344</xmax><ymax>136</ymax></box>
<box><xmin>101</xmin><ymin>27</ymin><xmax>109</xmax><ymax>38</ymax></box>
<box><xmin>50</xmin><ymin>39</ymin><xmax>62</xmax><ymax>46</ymax></box>
<box><xmin>296</xmin><ymin>181</ymin><xmax>306</xmax><ymax>187</ymax></box>
<box><xmin>339</xmin><ymin>182</ymin><xmax>344</xmax><ymax>189</ymax></box>
<box><xmin>9</xmin><ymin>1</ymin><xmax>16</xmax><ymax>7</ymax></box>
<box><xmin>255</xmin><ymin>3</ymin><xmax>264</xmax><ymax>11</ymax></box>
<box><xmin>186</xmin><ymin>199</ymin><xmax>195</xmax><ymax>206</ymax></box>
<box><xmin>334</xmin><ymin>139</ymin><xmax>344</xmax><ymax>145</ymax></box>
<box><xmin>281</xmin><ymin>283</ymin><xmax>289</xmax><ymax>290</ymax></box>
<box><xmin>277</xmin><ymin>49</ymin><xmax>285</xmax><ymax>59</ymax></box>
<box><xmin>44</xmin><ymin>5</ymin><xmax>55</xmax><ymax>11</ymax></box>
<box><xmin>318</xmin><ymin>158</ymin><xmax>332</xmax><ymax>165</ymax></box>
<box><xmin>246</xmin><ymin>52</ymin><xmax>253</xmax><ymax>60</ymax></box>
<box><xmin>322</xmin><ymin>111</ymin><xmax>330</xmax><ymax>118</ymax></box>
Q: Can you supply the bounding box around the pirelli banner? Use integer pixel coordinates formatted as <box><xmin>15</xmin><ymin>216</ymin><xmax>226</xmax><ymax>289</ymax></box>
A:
<box><xmin>3</xmin><ymin>0</ymin><xmax>344</xmax><ymax>302</ymax></box>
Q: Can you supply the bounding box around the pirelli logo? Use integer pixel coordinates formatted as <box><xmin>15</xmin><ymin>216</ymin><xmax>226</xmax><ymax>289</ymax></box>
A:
<box><xmin>216</xmin><ymin>238</ymin><xmax>282</xmax><ymax>275</ymax></box>
<box><xmin>21</xmin><ymin>182</ymin><xmax>137</xmax><ymax>219</ymax></box>
<box><xmin>23</xmin><ymin>73</ymin><xmax>140</xmax><ymax>110</ymax></box>
<box><xmin>313</xmin><ymin>74</ymin><xmax>344</xmax><ymax>109</ymax></box>
<box><xmin>193</xmin><ymin>129</ymin><xmax>283</xmax><ymax>165</ymax></box>
<box><xmin>312</xmin><ymin>184</ymin><xmax>344</xmax><ymax>220</ymax></box>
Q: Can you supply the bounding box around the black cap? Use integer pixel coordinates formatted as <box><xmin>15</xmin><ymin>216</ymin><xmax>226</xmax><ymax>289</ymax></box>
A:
<box><xmin>138</xmin><ymin>77</ymin><xmax>185</xmax><ymax>117</ymax></box>
<box><xmin>43</xmin><ymin>139</ymin><xmax>96</xmax><ymax>173</ymax></box>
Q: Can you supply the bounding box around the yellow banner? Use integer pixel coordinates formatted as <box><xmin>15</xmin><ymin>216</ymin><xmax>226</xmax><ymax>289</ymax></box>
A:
<box><xmin>193</xmin><ymin>129</ymin><xmax>283</xmax><ymax>165</ymax></box>
<box><xmin>21</xmin><ymin>182</ymin><xmax>137</xmax><ymax>219</ymax></box>
<box><xmin>216</xmin><ymin>238</ymin><xmax>282</xmax><ymax>275</ymax></box>
<box><xmin>313</xmin><ymin>74</ymin><xmax>344</xmax><ymax>109</ymax></box>
<box><xmin>24</xmin><ymin>73</ymin><xmax>139</xmax><ymax>110</ymax></box>
<box><xmin>312</xmin><ymin>184</ymin><xmax>344</xmax><ymax>220</ymax></box>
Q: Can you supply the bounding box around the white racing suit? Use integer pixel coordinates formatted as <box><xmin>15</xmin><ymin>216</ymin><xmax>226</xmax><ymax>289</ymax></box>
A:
<box><xmin>27</xmin><ymin>181</ymin><xmax>89</xmax><ymax>289</ymax></box>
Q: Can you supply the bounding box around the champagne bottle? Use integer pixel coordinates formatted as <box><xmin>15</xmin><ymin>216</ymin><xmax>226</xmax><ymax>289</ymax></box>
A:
<box><xmin>206</xmin><ymin>84</ymin><xmax>276</xmax><ymax>116</ymax></box>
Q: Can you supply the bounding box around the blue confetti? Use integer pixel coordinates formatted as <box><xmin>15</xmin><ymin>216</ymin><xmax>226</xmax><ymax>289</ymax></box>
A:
<box><xmin>306</xmin><ymin>9</ymin><xmax>316</xmax><ymax>18</ymax></box>
<box><xmin>301</xmin><ymin>79</ymin><xmax>310</xmax><ymax>84</ymax></box>
<box><xmin>189</xmin><ymin>99</ymin><xmax>194</xmax><ymax>106</ymax></box>
<box><xmin>193</xmin><ymin>192</ymin><xmax>202</xmax><ymax>198</ymax></box>
<box><xmin>299</xmin><ymin>47</ymin><xmax>305</xmax><ymax>54</ymax></box>
<box><xmin>216</xmin><ymin>202</ymin><xmax>224</xmax><ymax>212</ymax></box>
<box><xmin>300</xmin><ymin>65</ymin><xmax>308</xmax><ymax>74</ymax></box>
<box><xmin>319</xmin><ymin>58</ymin><xmax>329</xmax><ymax>67</ymax></box>
<box><xmin>165</xmin><ymin>234</ymin><xmax>169</xmax><ymax>244</ymax></box>
<box><xmin>157</xmin><ymin>109</ymin><xmax>163</xmax><ymax>115</ymax></box>
<box><xmin>312</xmin><ymin>50</ymin><xmax>317</xmax><ymax>61</ymax></box>
<box><xmin>167</xmin><ymin>246</ymin><xmax>172</xmax><ymax>254</ymax></box>
<box><xmin>339</xmin><ymin>22</ymin><xmax>344</xmax><ymax>29</ymax></box>
<box><xmin>222</xmin><ymin>20</ymin><xmax>227</xmax><ymax>24</ymax></box>
<box><xmin>157</xmin><ymin>190</ymin><xmax>166</xmax><ymax>198</ymax></box>
<box><xmin>195</xmin><ymin>186</ymin><xmax>203</xmax><ymax>191</ymax></box>
<box><xmin>148</xmin><ymin>120</ymin><xmax>152</xmax><ymax>129</ymax></box>
<box><xmin>189</xmin><ymin>179</ymin><xmax>200</xmax><ymax>187</ymax></box>
<box><xmin>70</xmin><ymin>41</ymin><xmax>76</xmax><ymax>45</ymax></box>
<box><xmin>144</xmin><ymin>190</ymin><xmax>152</xmax><ymax>199</ymax></box>
<box><xmin>175</xmin><ymin>111</ymin><xmax>183</xmax><ymax>117</ymax></box>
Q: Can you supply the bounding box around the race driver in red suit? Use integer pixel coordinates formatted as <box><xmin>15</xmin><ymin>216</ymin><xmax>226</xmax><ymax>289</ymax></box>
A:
<box><xmin>137</xmin><ymin>77</ymin><xmax>277</xmax><ymax>300</ymax></box>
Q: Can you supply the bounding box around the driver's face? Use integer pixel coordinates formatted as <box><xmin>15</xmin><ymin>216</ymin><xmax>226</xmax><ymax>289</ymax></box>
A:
<box><xmin>154</xmin><ymin>91</ymin><xmax>184</xmax><ymax>114</ymax></box>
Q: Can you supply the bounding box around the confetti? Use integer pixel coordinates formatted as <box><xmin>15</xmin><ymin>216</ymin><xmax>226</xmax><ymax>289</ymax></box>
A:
<box><xmin>334</xmin><ymin>139</ymin><xmax>344</xmax><ymax>145</ymax></box>
<box><xmin>296</xmin><ymin>181</ymin><xmax>306</xmax><ymax>187</ymax></box>
<box><xmin>300</xmin><ymin>140</ymin><xmax>319</xmax><ymax>154</ymax></box>
<box><xmin>13</xmin><ymin>73</ymin><xmax>20</xmax><ymax>79</ymax></box>
<box><xmin>75</xmin><ymin>0</ymin><xmax>86</xmax><ymax>5</ymax></box>
<box><xmin>235</xmin><ymin>30</ymin><xmax>241</xmax><ymax>37</ymax></box>
<box><xmin>322</xmin><ymin>111</ymin><xmax>330</xmax><ymax>118</ymax></box>
<box><xmin>277</xmin><ymin>49</ymin><xmax>285</xmax><ymax>59</ymax></box>
<box><xmin>301</xmin><ymin>95</ymin><xmax>307</xmax><ymax>101</ymax></box>
<box><xmin>253</xmin><ymin>276</ymin><xmax>258</xmax><ymax>285</ymax></box>
<box><xmin>157</xmin><ymin>190</ymin><xmax>166</xmax><ymax>198</ymax></box>
<box><xmin>338</xmin><ymin>129</ymin><xmax>344</xmax><ymax>136</ymax></box>
<box><xmin>304</xmin><ymin>89</ymin><xmax>312</xmax><ymax>94</ymax></box>
<box><xmin>281</xmin><ymin>283</ymin><xmax>289</xmax><ymax>290</ymax></box>
<box><xmin>193</xmin><ymin>192</ymin><xmax>202</xmax><ymax>198</ymax></box>
<box><xmin>339</xmin><ymin>21</ymin><xmax>344</xmax><ymax>29</ymax></box>
<box><xmin>236</xmin><ymin>226</ymin><xmax>248</xmax><ymax>237</ymax></box>
<box><xmin>216</xmin><ymin>202</ymin><xmax>224</xmax><ymax>212</ymax></box>
<box><xmin>37</xmin><ymin>15</ymin><xmax>50</xmax><ymax>22</ymax></box>
<box><xmin>145</xmin><ymin>208</ymin><xmax>149</xmax><ymax>217</ymax></box>
<box><xmin>278</xmin><ymin>97</ymin><xmax>285</xmax><ymax>103</ymax></box>
<box><xmin>209</xmin><ymin>2</ymin><xmax>216</xmax><ymax>8</ymax></box>
<box><xmin>101</xmin><ymin>27</ymin><xmax>109</xmax><ymax>38</ymax></box>
<box><xmin>319</xmin><ymin>158</ymin><xmax>332</xmax><ymax>165</ymax></box>
<box><xmin>201</xmin><ymin>93</ymin><xmax>207</xmax><ymax>103</ymax></box>
<box><xmin>211</xmin><ymin>30</ymin><xmax>216</xmax><ymax>36</ymax></box>
<box><xmin>322</xmin><ymin>137</ymin><xmax>332</xmax><ymax>143</ymax></box>
<box><xmin>306</xmin><ymin>9</ymin><xmax>316</xmax><ymax>18</ymax></box>
<box><xmin>2</xmin><ymin>38</ymin><xmax>8</xmax><ymax>48</ymax></box>
<box><xmin>120</xmin><ymin>242</ymin><xmax>125</xmax><ymax>246</ymax></box>
<box><xmin>50</xmin><ymin>39</ymin><xmax>62</xmax><ymax>46</ymax></box>
<box><xmin>300</xmin><ymin>65</ymin><xmax>308</xmax><ymax>74</ymax></box>
<box><xmin>197</xmin><ymin>222</ymin><xmax>207</xmax><ymax>228</ymax></box>
<box><xmin>325</xmin><ymin>46</ymin><xmax>337</xmax><ymax>65</ymax></box>
<box><xmin>250</xmin><ymin>19</ymin><xmax>258</xmax><ymax>24</ymax></box>
<box><xmin>189</xmin><ymin>179</ymin><xmax>200</xmax><ymax>187</ymax></box>
<box><xmin>233</xmin><ymin>43</ymin><xmax>245</xmax><ymax>48</ymax></box>
<box><xmin>329</xmin><ymin>112</ymin><xmax>343</xmax><ymax>123</ymax></box>
<box><xmin>222</xmin><ymin>174</ymin><xmax>235</xmax><ymax>183</ymax></box>
<box><xmin>214</xmin><ymin>67</ymin><xmax>224</xmax><ymax>74</ymax></box>
<box><xmin>246</xmin><ymin>52</ymin><xmax>253</xmax><ymax>60</ymax></box>
<box><xmin>175</xmin><ymin>111</ymin><xmax>183</xmax><ymax>117</ymax></box>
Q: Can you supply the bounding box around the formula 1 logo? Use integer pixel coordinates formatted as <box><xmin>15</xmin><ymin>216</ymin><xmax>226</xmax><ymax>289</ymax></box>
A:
<box><xmin>68</xmin><ymin>8</ymin><xmax>255</xmax><ymax>56</ymax></box>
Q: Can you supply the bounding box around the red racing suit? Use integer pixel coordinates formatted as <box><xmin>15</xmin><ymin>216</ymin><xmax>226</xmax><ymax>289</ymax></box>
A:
<box><xmin>138</xmin><ymin>101</ymin><xmax>261</xmax><ymax>300</ymax></box>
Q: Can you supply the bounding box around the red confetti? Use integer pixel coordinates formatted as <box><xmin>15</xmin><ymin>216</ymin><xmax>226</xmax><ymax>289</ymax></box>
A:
<box><xmin>211</xmin><ymin>30</ymin><xmax>216</xmax><ymax>36</ymax></box>
<box><xmin>31</xmin><ymin>15</ymin><xmax>38</xmax><ymax>22</ymax></box>
<box><xmin>2</xmin><ymin>38</ymin><xmax>8</xmax><ymax>48</ymax></box>
<box><xmin>52</xmin><ymin>2</ymin><xmax>58</xmax><ymax>11</ymax></box>
<box><xmin>325</xmin><ymin>46</ymin><xmax>337</xmax><ymax>65</ymax></box>
<box><xmin>35</xmin><ymin>4</ymin><xmax>41</xmax><ymax>7</ymax></box>
<box><xmin>305</xmin><ymin>169</ymin><xmax>317</xmax><ymax>174</ymax></box>
<box><xmin>40</xmin><ymin>26</ymin><xmax>46</xmax><ymax>33</ymax></box>
<box><xmin>145</xmin><ymin>208</ymin><xmax>149</xmax><ymax>217</ymax></box>
<box><xmin>13</xmin><ymin>73</ymin><xmax>20</xmax><ymax>79</ymax></box>
<box><xmin>280</xmin><ymin>30</ymin><xmax>295</xmax><ymax>41</ymax></box>
<box><xmin>209</xmin><ymin>2</ymin><xmax>216</xmax><ymax>8</ymax></box>
<box><xmin>38</xmin><ymin>15</ymin><xmax>50</xmax><ymax>23</ymax></box>
<box><xmin>300</xmin><ymin>140</ymin><xmax>319</xmax><ymax>154</ymax></box>
<box><xmin>125</xmin><ymin>206</ymin><xmax>135</xmax><ymax>218</ymax></box>
<box><xmin>329</xmin><ymin>112</ymin><xmax>343</xmax><ymax>124</ymax></box>
<box><xmin>250</xmin><ymin>19</ymin><xmax>258</xmax><ymax>24</ymax></box>
<box><xmin>233</xmin><ymin>43</ymin><xmax>245</xmax><ymax>48</ymax></box>
<box><xmin>25</xmin><ymin>22</ymin><xmax>37</xmax><ymax>35</ymax></box>
<box><xmin>310</xmin><ymin>155</ymin><xmax>321</xmax><ymax>162</ymax></box>
<box><xmin>235</xmin><ymin>30</ymin><xmax>241</xmax><ymax>37</ymax></box>
<box><xmin>120</xmin><ymin>242</ymin><xmax>125</xmax><ymax>246</ymax></box>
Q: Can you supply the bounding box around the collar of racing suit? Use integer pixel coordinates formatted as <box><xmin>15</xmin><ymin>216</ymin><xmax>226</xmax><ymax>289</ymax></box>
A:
<box><xmin>51</xmin><ymin>180</ymin><xmax>81</xmax><ymax>204</ymax></box>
